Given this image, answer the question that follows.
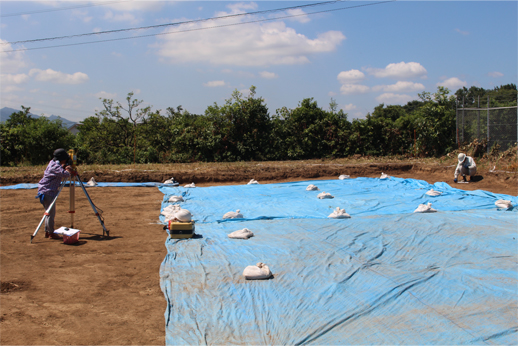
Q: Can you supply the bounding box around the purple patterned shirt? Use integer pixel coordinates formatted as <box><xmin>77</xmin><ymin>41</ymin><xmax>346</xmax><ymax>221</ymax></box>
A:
<box><xmin>37</xmin><ymin>160</ymin><xmax>70</xmax><ymax>197</ymax></box>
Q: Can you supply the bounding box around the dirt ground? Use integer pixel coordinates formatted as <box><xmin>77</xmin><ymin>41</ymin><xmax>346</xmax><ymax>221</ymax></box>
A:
<box><xmin>1</xmin><ymin>162</ymin><xmax>516</xmax><ymax>345</ymax></box>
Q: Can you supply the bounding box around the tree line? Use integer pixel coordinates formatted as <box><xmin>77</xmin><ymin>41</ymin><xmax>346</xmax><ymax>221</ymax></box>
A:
<box><xmin>1</xmin><ymin>84</ymin><xmax>516</xmax><ymax>166</ymax></box>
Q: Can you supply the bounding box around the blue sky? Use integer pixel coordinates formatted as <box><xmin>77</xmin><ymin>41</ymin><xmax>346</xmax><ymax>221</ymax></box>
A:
<box><xmin>1</xmin><ymin>1</ymin><xmax>516</xmax><ymax>122</ymax></box>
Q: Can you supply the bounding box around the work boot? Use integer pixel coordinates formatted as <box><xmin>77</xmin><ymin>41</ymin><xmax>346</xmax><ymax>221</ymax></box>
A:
<box><xmin>462</xmin><ymin>175</ymin><xmax>467</xmax><ymax>182</ymax></box>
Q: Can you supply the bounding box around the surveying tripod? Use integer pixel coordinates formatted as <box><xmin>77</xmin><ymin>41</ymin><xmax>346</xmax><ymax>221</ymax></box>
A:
<box><xmin>31</xmin><ymin>172</ymin><xmax>109</xmax><ymax>243</ymax></box>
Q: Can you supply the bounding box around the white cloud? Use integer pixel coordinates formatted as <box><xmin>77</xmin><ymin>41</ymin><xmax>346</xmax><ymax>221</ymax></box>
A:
<box><xmin>29</xmin><ymin>68</ymin><xmax>89</xmax><ymax>84</ymax></box>
<box><xmin>337</xmin><ymin>69</ymin><xmax>365</xmax><ymax>84</ymax></box>
<box><xmin>1</xmin><ymin>85</ymin><xmax>23</xmax><ymax>93</ymax></box>
<box><xmin>328</xmin><ymin>91</ymin><xmax>337</xmax><ymax>97</ymax></box>
<box><xmin>286</xmin><ymin>9</ymin><xmax>310</xmax><ymax>23</ymax></box>
<box><xmin>365</xmin><ymin>62</ymin><xmax>427</xmax><ymax>79</ymax></box>
<box><xmin>342</xmin><ymin>103</ymin><xmax>357</xmax><ymax>111</ymax></box>
<box><xmin>340</xmin><ymin>84</ymin><xmax>369</xmax><ymax>95</ymax></box>
<box><xmin>455</xmin><ymin>28</ymin><xmax>469</xmax><ymax>36</ymax></box>
<box><xmin>21</xmin><ymin>14</ymin><xmax>30</xmax><ymax>21</ymax></box>
<box><xmin>372</xmin><ymin>81</ymin><xmax>425</xmax><ymax>93</ymax></box>
<box><xmin>375</xmin><ymin>93</ymin><xmax>414</xmax><ymax>105</ymax></box>
<box><xmin>437</xmin><ymin>77</ymin><xmax>466</xmax><ymax>90</ymax></box>
<box><xmin>226</xmin><ymin>2</ymin><xmax>258</xmax><ymax>12</ymax></box>
<box><xmin>259</xmin><ymin>71</ymin><xmax>278</xmax><ymax>79</ymax></box>
<box><xmin>155</xmin><ymin>18</ymin><xmax>345</xmax><ymax>66</ymax></box>
<box><xmin>203</xmin><ymin>80</ymin><xmax>226</xmax><ymax>87</ymax></box>
<box><xmin>0</xmin><ymin>39</ymin><xmax>27</xmax><ymax>73</ymax></box>
<box><xmin>103</xmin><ymin>10</ymin><xmax>138</xmax><ymax>23</ymax></box>
<box><xmin>105</xmin><ymin>1</ymin><xmax>164</xmax><ymax>12</ymax></box>
<box><xmin>488</xmin><ymin>71</ymin><xmax>504</xmax><ymax>78</ymax></box>
<box><xmin>94</xmin><ymin>91</ymin><xmax>117</xmax><ymax>99</ymax></box>
<box><xmin>1</xmin><ymin>73</ymin><xmax>29</xmax><ymax>84</ymax></box>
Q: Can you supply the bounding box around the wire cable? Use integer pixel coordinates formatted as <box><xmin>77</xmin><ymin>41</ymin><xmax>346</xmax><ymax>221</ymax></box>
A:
<box><xmin>3</xmin><ymin>1</ymin><xmax>395</xmax><ymax>53</ymax></box>
<box><xmin>4</xmin><ymin>0</ymin><xmax>341</xmax><ymax>45</ymax></box>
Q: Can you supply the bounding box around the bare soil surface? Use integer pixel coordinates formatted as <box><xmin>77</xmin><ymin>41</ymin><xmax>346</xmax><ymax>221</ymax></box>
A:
<box><xmin>1</xmin><ymin>162</ymin><xmax>516</xmax><ymax>345</ymax></box>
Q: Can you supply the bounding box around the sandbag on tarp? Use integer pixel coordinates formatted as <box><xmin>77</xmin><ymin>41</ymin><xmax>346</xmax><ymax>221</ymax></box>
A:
<box><xmin>158</xmin><ymin>178</ymin><xmax>518</xmax><ymax>224</ymax></box>
<box><xmin>159</xmin><ymin>210</ymin><xmax>517</xmax><ymax>345</ymax></box>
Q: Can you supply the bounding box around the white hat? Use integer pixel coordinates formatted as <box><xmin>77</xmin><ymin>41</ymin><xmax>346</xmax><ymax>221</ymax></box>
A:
<box><xmin>458</xmin><ymin>153</ymin><xmax>466</xmax><ymax>163</ymax></box>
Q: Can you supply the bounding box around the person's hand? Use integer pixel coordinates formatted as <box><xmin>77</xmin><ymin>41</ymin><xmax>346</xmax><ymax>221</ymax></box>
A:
<box><xmin>454</xmin><ymin>178</ymin><xmax>458</xmax><ymax>183</ymax></box>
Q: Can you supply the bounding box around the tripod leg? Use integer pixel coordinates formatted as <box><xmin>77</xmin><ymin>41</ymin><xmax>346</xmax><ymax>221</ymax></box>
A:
<box><xmin>76</xmin><ymin>175</ymin><xmax>109</xmax><ymax>238</ymax></box>
<box><xmin>31</xmin><ymin>181</ymin><xmax>67</xmax><ymax>243</ymax></box>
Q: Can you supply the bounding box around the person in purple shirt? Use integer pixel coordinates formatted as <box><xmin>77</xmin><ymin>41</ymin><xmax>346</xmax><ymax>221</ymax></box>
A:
<box><xmin>36</xmin><ymin>148</ymin><xmax>74</xmax><ymax>239</ymax></box>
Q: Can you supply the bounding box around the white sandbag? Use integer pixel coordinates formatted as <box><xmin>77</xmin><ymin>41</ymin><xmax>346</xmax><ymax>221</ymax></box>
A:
<box><xmin>247</xmin><ymin>179</ymin><xmax>259</xmax><ymax>185</ymax></box>
<box><xmin>86</xmin><ymin>177</ymin><xmax>97</xmax><ymax>187</ymax></box>
<box><xmin>163</xmin><ymin>177</ymin><xmax>179</xmax><ymax>186</ymax></box>
<box><xmin>162</xmin><ymin>205</ymin><xmax>192</xmax><ymax>222</ymax></box>
<box><xmin>328</xmin><ymin>207</ymin><xmax>351</xmax><ymax>219</ymax></box>
<box><xmin>380</xmin><ymin>172</ymin><xmax>389</xmax><ymax>180</ymax></box>
<box><xmin>175</xmin><ymin>209</ymin><xmax>192</xmax><ymax>222</ymax></box>
<box><xmin>228</xmin><ymin>228</ymin><xmax>254</xmax><ymax>239</ymax></box>
<box><xmin>317</xmin><ymin>192</ymin><xmax>334</xmax><ymax>199</ymax></box>
<box><xmin>495</xmin><ymin>200</ymin><xmax>513</xmax><ymax>209</ymax></box>
<box><xmin>414</xmin><ymin>202</ymin><xmax>437</xmax><ymax>213</ymax></box>
<box><xmin>306</xmin><ymin>184</ymin><xmax>319</xmax><ymax>191</ymax></box>
<box><xmin>223</xmin><ymin>209</ymin><xmax>243</xmax><ymax>219</ymax></box>
<box><xmin>425</xmin><ymin>189</ymin><xmax>442</xmax><ymax>196</ymax></box>
<box><xmin>184</xmin><ymin>182</ymin><xmax>196</xmax><ymax>188</ymax></box>
<box><xmin>161</xmin><ymin>204</ymin><xmax>180</xmax><ymax>216</ymax></box>
<box><xmin>168</xmin><ymin>195</ymin><xmax>184</xmax><ymax>203</ymax></box>
<box><xmin>243</xmin><ymin>262</ymin><xmax>272</xmax><ymax>280</ymax></box>
<box><xmin>338</xmin><ymin>175</ymin><xmax>351</xmax><ymax>180</ymax></box>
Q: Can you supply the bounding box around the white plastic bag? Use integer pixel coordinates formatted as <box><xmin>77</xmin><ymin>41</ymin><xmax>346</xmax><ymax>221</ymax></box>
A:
<box><xmin>243</xmin><ymin>262</ymin><xmax>272</xmax><ymax>280</ymax></box>
<box><xmin>228</xmin><ymin>228</ymin><xmax>254</xmax><ymax>239</ymax></box>
<box><xmin>495</xmin><ymin>200</ymin><xmax>513</xmax><ymax>209</ymax></box>
<box><xmin>380</xmin><ymin>172</ymin><xmax>389</xmax><ymax>180</ymax></box>
<box><xmin>338</xmin><ymin>175</ymin><xmax>350</xmax><ymax>180</ymax></box>
<box><xmin>164</xmin><ymin>177</ymin><xmax>179</xmax><ymax>186</ymax></box>
<box><xmin>247</xmin><ymin>179</ymin><xmax>259</xmax><ymax>185</ymax></box>
<box><xmin>184</xmin><ymin>182</ymin><xmax>196</xmax><ymax>188</ymax></box>
<box><xmin>306</xmin><ymin>184</ymin><xmax>319</xmax><ymax>191</ymax></box>
<box><xmin>168</xmin><ymin>195</ymin><xmax>184</xmax><ymax>203</ymax></box>
<box><xmin>328</xmin><ymin>207</ymin><xmax>351</xmax><ymax>218</ymax></box>
<box><xmin>317</xmin><ymin>192</ymin><xmax>334</xmax><ymax>199</ymax></box>
<box><xmin>414</xmin><ymin>203</ymin><xmax>437</xmax><ymax>213</ymax></box>
<box><xmin>86</xmin><ymin>177</ymin><xmax>97</xmax><ymax>187</ymax></box>
<box><xmin>223</xmin><ymin>209</ymin><xmax>243</xmax><ymax>219</ymax></box>
<box><xmin>425</xmin><ymin>189</ymin><xmax>442</xmax><ymax>196</ymax></box>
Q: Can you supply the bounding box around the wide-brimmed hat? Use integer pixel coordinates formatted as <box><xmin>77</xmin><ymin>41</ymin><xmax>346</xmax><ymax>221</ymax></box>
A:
<box><xmin>458</xmin><ymin>153</ymin><xmax>466</xmax><ymax>163</ymax></box>
<box><xmin>53</xmin><ymin>148</ymin><xmax>69</xmax><ymax>161</ymax></box>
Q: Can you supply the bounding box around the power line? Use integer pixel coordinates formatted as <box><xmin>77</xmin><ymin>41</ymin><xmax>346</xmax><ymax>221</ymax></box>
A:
<box><xmin>0</xmin><ymin>0</ymin><xmax>129</xmax><ymax>18</ymax></box>
<box><xmin>3</xmin><ymin>1</ymin><xmax>395</xmax><ymax>53</ymax></box>
<box><xmin>4</xmin><ymin>1</ymin><xmax>341</xmax><ymax>45</ymax></box>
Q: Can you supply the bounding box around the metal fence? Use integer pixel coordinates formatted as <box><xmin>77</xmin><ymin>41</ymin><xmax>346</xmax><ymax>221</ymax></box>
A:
<box><xmin>456</xmin><ymin>97</ymin><xmax>517</xmax><ymax>153</ymax></box>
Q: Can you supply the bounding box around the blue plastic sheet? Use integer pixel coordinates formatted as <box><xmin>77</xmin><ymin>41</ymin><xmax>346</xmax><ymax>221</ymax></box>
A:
<box><xmin>159</xmin><ymin>178</ymin><xmax>517</xmax><ymax>345</ymax></box>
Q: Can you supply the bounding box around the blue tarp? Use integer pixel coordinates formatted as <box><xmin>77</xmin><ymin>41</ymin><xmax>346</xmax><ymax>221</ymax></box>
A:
<box><xmin>159</xmin><ymin>178</ymin><xmax>517</xmax><ymax>345</ymax></box>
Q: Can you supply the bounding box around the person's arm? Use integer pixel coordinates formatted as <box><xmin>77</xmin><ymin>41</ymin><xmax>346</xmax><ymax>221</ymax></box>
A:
<box><xmin>454</xmin><ymin>163</ymin><xmax>461</xmax><ymax>180</ymax></box>
<box><xmin>46</xmin><ymin>160</ymin><xmax>70</xmax><ymax>179</ymax></box>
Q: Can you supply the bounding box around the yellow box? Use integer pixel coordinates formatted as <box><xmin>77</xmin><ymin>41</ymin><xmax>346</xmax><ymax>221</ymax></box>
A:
<box><xmin>168</xmin><ymin>221</ymin><xmax>194</xmax><ymax>239</ymax></box>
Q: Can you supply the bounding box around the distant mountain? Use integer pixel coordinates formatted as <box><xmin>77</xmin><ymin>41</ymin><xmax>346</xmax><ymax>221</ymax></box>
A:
<box><xmin>0</xmin><ymin>107</ymin><xmax>77</xmax><ymax>128</ymax></box>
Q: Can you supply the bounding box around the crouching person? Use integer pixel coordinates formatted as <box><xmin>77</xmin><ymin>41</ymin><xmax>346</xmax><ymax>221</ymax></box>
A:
<box><xmin>36</xmin><ymin>148</ymin><xmax>74</xmax><ymax>239</ymax></box>
<box><xmin>454</xmin><ymin>153</ymin><xmax>477</xmax><ymax>183</ymax></box>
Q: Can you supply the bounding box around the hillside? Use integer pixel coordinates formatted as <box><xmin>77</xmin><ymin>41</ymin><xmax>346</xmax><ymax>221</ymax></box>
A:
<box><xmin>0</xmin><ymin>107</ymin><xmax>77</xmax><ymax>128</ymax></box>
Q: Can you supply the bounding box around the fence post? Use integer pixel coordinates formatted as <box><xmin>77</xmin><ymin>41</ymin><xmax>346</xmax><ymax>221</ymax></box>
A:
<box><xmin>455</xmin><ymin>100</ymin><xmax>459</xmax><ymax>148</ymax></box>
<box><xmin>477</xmin><ymin>95</ymin><xmax>480</xmax><ymax>140</ymax></box>
<box><xmin>487</xmin><ymin>95</ymin><xmax>490</xmax><ymax>154</ymax></box>
<box><xmin>462</xmin><ymin>96</ymin><xmax>465</xmax><ymax>143</ymax></box>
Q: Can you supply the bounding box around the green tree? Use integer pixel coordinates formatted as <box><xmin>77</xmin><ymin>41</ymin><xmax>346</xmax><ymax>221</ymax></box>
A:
<box><xmin>1</xmin><ymin>106</ymin><xmax>75</xmax><ymax>166</ymax></box>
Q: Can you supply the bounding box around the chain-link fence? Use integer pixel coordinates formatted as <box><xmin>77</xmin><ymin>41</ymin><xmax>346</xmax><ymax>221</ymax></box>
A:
<box><xmin>456</xmin><ymin>101</ymin><xmax>517</xmax><ymax>153</ymax></box>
